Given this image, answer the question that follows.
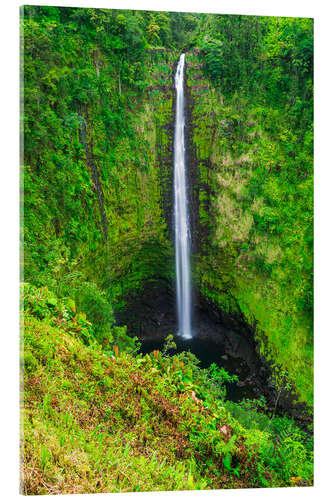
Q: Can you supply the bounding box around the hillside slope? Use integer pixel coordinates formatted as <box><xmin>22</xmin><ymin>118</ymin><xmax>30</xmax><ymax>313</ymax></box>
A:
<box><xmin>21</xmin><ymin>285</ymin><xmax>313</xmax><ymax>494</ymax></box>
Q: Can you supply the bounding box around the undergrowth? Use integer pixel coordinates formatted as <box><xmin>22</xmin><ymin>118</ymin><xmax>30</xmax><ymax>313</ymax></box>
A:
<box><xmin>21</xmin><ymin>285</ymin><xmax>313</xmax><ymax>494</ymax></box>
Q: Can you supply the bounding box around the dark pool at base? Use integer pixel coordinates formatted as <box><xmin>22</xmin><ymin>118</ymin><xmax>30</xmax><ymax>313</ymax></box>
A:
<box><xmin>140</xmin><ymin>336</ymin><xmax>256</xmax><ymax>402</ymax></box>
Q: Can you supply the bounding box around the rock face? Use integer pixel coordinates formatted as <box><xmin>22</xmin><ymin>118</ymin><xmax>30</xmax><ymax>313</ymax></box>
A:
<box><xmin>118</xmin><ymin>54</ymin><xmax>253</xmax><ymax>350</ymax></box>
<box><xmin>78</xmin><ymin>110</ymin><xmax>108</xmax><ymax>240</ymax></box>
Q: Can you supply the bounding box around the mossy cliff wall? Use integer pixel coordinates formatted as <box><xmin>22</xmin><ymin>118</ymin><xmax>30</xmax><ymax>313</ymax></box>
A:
<box><xmin>22</xmin><ymin>4</ymin><xmax>312</xmax><ymax>406</ymax></box>
<box><xmin>185</xmin><ymin>52</ymin><xmax>313</xmax><ymax>405</ymax></box>
<box><xmin>94</xmin><ymin>49</ymin><xmax>178</xmax><ymax>308</ymax></box>
<box><xmin>23</xmin><ymin>33</ymin><xmax>178</xmax><ymax>309</ymax></box>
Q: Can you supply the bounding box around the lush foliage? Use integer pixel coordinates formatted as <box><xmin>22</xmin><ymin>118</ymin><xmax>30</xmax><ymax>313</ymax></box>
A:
<box><xmin>21</xmin><ymin>6</ymin><xmax>313</xmax><ymax>493</ymax></box>
<box><xmin>186</xmin><ymin>15</ymin><xmax>313</xmax><ymax>404</ymax></box>
<box><xmin>21</xmin><ymin>287</ymin><xmax>313</xmax><ymax>494</ymax></box>
<box><xmin>22</xmin><ymin>282</ymin><xmax>139</xmax><ymax>352</ymax></box>
<box><xmin>22</xmin><ymin>5</ymin><xmax>180</xmax><ymax>310</ymax></box>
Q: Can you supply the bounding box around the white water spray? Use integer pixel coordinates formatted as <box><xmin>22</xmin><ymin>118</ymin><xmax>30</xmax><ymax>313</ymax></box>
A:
<box><xmin>174</xmin><ymin>53</ymin><xmax>192</xmax><ymax>339</ymax></box>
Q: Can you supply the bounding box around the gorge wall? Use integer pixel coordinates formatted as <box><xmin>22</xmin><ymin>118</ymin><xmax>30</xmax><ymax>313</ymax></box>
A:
<box><xmin>23</xmin><ymin>7</ymin><xmax>313</xmax><ymax>407</ymax></box>
<box><xmin>118</xmin><ymin>51</ymin><xmax>313</xmax><ymax>412</ymax></box>
<box><xmin>185</xmin><ymin>52</ymin><xmax>313</xmax><ymax>405</ymax></box>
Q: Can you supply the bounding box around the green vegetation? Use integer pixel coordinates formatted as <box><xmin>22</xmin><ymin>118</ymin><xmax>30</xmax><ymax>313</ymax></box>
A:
<box><xmin>21</xmin><ymin>6</ymin><xmax>313</xmax><ymax>493</ymax></box>
<box><xmin>187</xmin><ymin>15</ymin><xmax>313</xmax><ymax>405</ymax></box>
<box><xmin>22</xmin><ymin>6</ymin><xmax>178</xmax><ymax>310</ymax></box>
<box><xmin>21</xmin><ymin>286</ymin><xmax>313</xmax><ymax>494</ymax></box>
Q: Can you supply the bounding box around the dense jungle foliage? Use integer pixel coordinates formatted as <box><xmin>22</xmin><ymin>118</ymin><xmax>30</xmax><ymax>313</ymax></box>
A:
<box><xmin>188</xmin><ymin>15</ymin><xmax>313</xmax><ymax>404</ymax></box>
<box><xmin>21</xmin><ymin>6</ymin><xmax>313</xmax><ymax>493</ymax></box>
<box><xmin>21</xmin><ymin>284</ymin><xmax>313</xmax><ymax>494</ymax></box>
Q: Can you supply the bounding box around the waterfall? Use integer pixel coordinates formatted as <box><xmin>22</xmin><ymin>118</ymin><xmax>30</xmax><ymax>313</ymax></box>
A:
<box><xmin>174</xmin><ymin>53</ymin><xmax>192</xmax><ymax>339</ymax></box>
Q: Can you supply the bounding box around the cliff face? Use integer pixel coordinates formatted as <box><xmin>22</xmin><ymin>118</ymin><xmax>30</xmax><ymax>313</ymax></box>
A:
<box><xmin>93</xmin><ymin>49</ymin><xmax>178</xmax><ymax>307</ymax></box>
<box><xmin>23</xmin><ymin>30</ymin><xmax>177</xmax><ymax>308</ymax></box>
<box><xmin>185</xmin><ymin>52</ymin><xmax>313</xmax><ymax>405</ymax></box>
<box><xmin>22</xmin><ymin>6</ymin><xmax>180</xmax><ymax>339</ymax></box>
<box><xmin>22</xmin><ymin>5</ymin><xmax>312</xmax><ymax>406</ymax></box>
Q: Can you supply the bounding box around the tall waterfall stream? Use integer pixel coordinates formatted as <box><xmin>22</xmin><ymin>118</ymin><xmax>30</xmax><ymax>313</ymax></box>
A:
<box><xmin>174</xmin><ymin>53</ymin><xmax>192</xmax><ymax>339</ymax></box>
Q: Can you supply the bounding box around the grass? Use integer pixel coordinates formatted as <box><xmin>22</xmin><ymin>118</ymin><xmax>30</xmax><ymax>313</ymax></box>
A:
<box><xmin>21</xmin><ymin>285</ymin><xmax>313</xmax><ymax>494</ymax></box>
<box><xmin>21</xmin><ymin>315</ymin><xmax>253</xmax><ymax>494</ymax></box>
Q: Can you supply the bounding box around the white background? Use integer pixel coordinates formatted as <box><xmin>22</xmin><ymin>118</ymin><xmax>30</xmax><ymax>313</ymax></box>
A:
<box><xmin>0</xmin><ymin>0</ymin><xmax>331</xmax><ymax>498</ymax></box>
